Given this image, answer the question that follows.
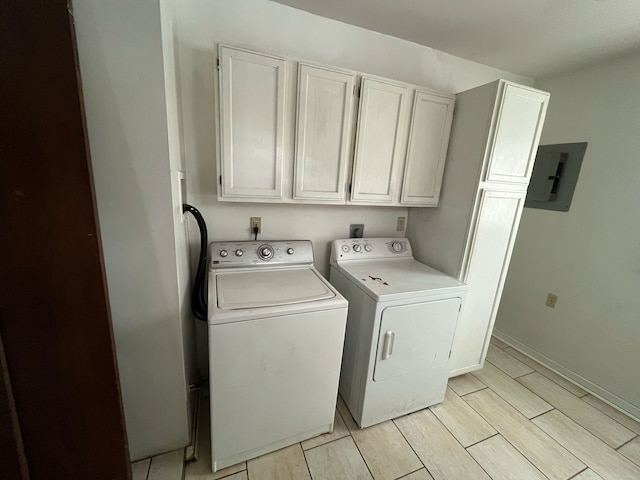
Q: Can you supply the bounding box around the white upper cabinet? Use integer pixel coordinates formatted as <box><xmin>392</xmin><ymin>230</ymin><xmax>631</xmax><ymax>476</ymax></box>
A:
<box><xmin>485</xmin><ymin>83</ymin><xmax>549</xmax><ymax>185</ymax></box>
<box><xmin>401</xmin><ymin>91</ymin><xmax>455</xmax><ymax>206</ymax></box>
<box><xmin>218</xmin><ymin>45</ymin><xmax>286</xmax><ymax>199</ymax></box>
<box><xmin>351</xmin><ymin>77</ymin><xmax>411</xmax><ymax>204</ymax></box>
<box><xmin>216</xmin><ymin>44</ymin><xmax>455</xmax><ymax>206</ymax></box>
<box><xmin>294</xmin><ymin>64</ymin><xmax>356</xmax><ymax>202</ymax></box>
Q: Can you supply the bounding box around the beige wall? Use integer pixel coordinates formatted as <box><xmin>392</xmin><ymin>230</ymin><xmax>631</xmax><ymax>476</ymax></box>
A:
<box><xmin>495</xmin><ymin>52</ymin><xmax>640</xmax><ymax>419</ymax></box>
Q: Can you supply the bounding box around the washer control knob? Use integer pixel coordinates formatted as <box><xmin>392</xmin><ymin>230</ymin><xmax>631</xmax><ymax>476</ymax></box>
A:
<box><xmin>286</xmin><ymin>247</ymin><xmax>294</xmax><ymax>255</ymax></box>
<box><xmin>258</xmin><ymin>244</ymin><xmax>274</xmax><ymax>260</ymax></box>
<box><xmin>364</xmin><ymin>244</ymin><xmax>372</xmax><ymax>252</ymax></box>
<box><xmin>391</xmin><ymin>241</ymin><xmax>403</xmax><ymax>252</ymax></box>
<box><xmin>235</xmin><ymin>249</ymin><xmax>243</xmax><ymax>257</ymax></box>
<box><xmin>219</xmin><ymin>249</ymin><xmax>228</xmax><ymax>257</ymax></box>
<box><xmin>341</xmin><ymin>244</ymin><xmax>350</xmax><ymax>253</ymax></box>
<box><xmin>353</xmin><ymin>244</ymin><xmax>362</xmax><ymax>253</ymax></box>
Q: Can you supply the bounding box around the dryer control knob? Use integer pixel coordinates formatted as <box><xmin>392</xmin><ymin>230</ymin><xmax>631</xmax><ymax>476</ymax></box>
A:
<box><xmin>286</xmin><ymin>248</ymin><xmax>294</xmax><ymax>255</ymax></box>
<box><xmin>235</xmin><ymin>249</ymin><xmax>243</xmax><ymax>257</ymax></box>
<box><xmin>391</xmin><ymin>241</ymin><xmax>403</xmax><ymax>252</ymax></box>
<box><xmin>353</xmin><ymin>244</ymin><xmax>362</xmax><ymax>253</ymax></box>
<box><xmin>364</xmin><ymin>244</ymin><xmax>372</xmax><ymax>252</ymax></box>
<box><xmin>219</xmin><ymin>249</ymin><xmax>228</xmax><ymax>257</ymax></box>
<box><xmin>341</xmin><ymin>245</ymin><xmax>350</xmax><ymax>253</ymax></box>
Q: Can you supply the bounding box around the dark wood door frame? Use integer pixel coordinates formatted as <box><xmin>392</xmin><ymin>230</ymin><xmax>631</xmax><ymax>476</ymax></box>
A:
<box><xmin>1</xmin><ymin>1</ymin><xmax>131</xmax><ymax>478</ymax></box>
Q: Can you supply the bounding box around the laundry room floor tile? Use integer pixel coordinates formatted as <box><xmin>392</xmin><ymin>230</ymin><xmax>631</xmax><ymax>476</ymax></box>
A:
<box><xmin>131</xmin><ymin>458</ymin><xmax>151</xmax><ymax>480</ymax></box>
<box><xmin>519</xmin><ymin>372</ymin><xmax>635</xmax><ymax>448</ymax></box>
<box><xmin>472</xmin><ymin>362</ymin><xmax>553</xmax><ymax>419</ymax></box>
<box><xmin>304</xmin><ymin>436</ymin><xmax>372</xmax><ymax>480</ymax></box>
<box><xmin>147</xmin><ymin>449</ymin><xmax>184</xmax><ymax>480</ymax></box>
<box><xmin>247</xmin><ymin>444</ymin><xmax>310</xmax><ymax>480</ymax></box>
<box><xmin>448</xmin><ymin>373</ymin><xmax>487</xmax><ymax>396</ymax></box>
<box><xmin>464</xmin><ymin>388</ymin><xmax>584</xmax><ymax>480</ymax></box>
<box><xmin>394</xmin><ymin>409</ymin><xmax>490</xmax><ymax>479</ymax></box>
<box><xmin>399</xmin><ymin>469</ymin><xmax>435</xmax><ymax>480</ymax></box>
<box><xmin>336</xmin><ymin>395</ymin><xmax>359</xmax><ymax>432</ymax></box>
<box><xmin>582</xmin><ymin>394</ymin><xmax>640</xmax><ymax>434</ymax></box>
<box><xmin>301</xmin><ymin>408</ymin><xmax>349</xmax><ymax>450</ymax></box>
<box><xmin>211</xmin><ymin>463</ymin><xmax>247</xmax><ymax>480</ymax></box>
<box><xmin>222</xmin><ymin>472</ymin><xmax>248</xmax><ymax>480</ymax></box>
<box><xmin>467</xmin><ymin>435</ymin><xmax>546</xmax><ymax>480</ymax></box>
<box><xmin>184</xmin><ymin>397</ymin><xmax>247</xmax><ymax>480</ymax></box>
<box><xmin>430</xmin><ymin>388</ymin><xmax>496</xmax><ymax>447</ymax></box>
<box><xmin>570</xmin><ymin>470</ymin><xmax>604</xmax><ymax>480</ymax></box>
<box><xmin>502</xmin><ymin>348</ymin><xmax>588</xmax><ymax>397</ymax></box>
<box><xmin>350</xmin><ymin>420</ymin><xmax>422</xmax><ymax>480</ymax></box>
<box><xmin>617</xmin><ymin>436</ymin><xmax>640</xmax><ymax>466</ymax></box>
<box><xmin>489</xmin><ymin>336</ymin><xmax>509</xmax><ymax>349</ymax></box>
<box><xmin>139</xmin><ymin>359</ymin><xmax>640</xmax><ymax>480</ymax></box>
<box><xmin>486</xmin><ymin>345</ymin><xmax>534</xmax><ymax>378</ymax></box>
<box><xmin>533</xmin><ymin>409</ymin><xmax>640</xmax><ymax>479</ymax></box>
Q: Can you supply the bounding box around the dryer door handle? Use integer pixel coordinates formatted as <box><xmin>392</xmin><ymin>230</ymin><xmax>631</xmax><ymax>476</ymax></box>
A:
<box><xmin>381</xmin><ymin>331</ymin><xmax>395</xmax><ymax>360</ymax></box>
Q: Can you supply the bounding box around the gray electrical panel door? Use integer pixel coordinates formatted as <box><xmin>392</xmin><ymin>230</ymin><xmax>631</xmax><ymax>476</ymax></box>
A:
<box><xmin>525</xmin><ymin>142</ymin><xmax>587</xmax><ymax>212</ymax></box>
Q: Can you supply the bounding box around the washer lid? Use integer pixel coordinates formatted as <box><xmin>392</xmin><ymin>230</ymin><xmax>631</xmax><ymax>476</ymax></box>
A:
<box><xmin>216</xmin><ymin>268</ymin><xmax>335</xmax><ymax>309</ymax></box>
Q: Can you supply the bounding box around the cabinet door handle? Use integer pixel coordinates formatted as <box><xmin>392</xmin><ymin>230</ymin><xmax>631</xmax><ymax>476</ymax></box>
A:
<box><xmin>381</xmin><ymin>331</ymin><xmax>395</xmax><ymax>360</ymax></box>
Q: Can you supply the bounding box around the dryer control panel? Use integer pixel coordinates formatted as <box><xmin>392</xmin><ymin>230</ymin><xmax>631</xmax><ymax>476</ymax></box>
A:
<box><xmin>330</xmin><ymin>238</ymin><xmax>413</xmax><ymax>264</ymax></box>
<box><xmin>209</xmin><ymin>240</ymin><xmax>314</xmax><ymax>268</ymax></box>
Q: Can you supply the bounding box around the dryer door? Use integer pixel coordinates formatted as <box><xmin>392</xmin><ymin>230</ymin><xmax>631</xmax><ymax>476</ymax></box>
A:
<box><xmin>373</xmin><ymin>298</ymin><xmax>461</xmax><ymax>382</ymax></box>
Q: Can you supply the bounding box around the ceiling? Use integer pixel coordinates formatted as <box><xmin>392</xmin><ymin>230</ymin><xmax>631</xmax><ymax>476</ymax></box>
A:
<box><xmin>271</xmin><ymin>0</ymin><xmax>640</xmax><ymax>78</ymax></box>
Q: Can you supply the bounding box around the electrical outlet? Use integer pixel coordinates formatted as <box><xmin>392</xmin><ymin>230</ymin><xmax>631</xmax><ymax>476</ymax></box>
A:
<box><xmin>250</xmin><ymin>217</ymin><xmax>261</xmax><ymax>234</ymax></box>
<box><xmin>545</xmin><ymin>293</ymin><xmax>558</xmax><ymax>309</ymax></box>
<box><xmin>349</xmin><ymin>224</ymin><xmax>364</xmax><ymax>238</ymax></box>
<box><xmin>397</xmin><ymin>216</ymin><xmax>406</xmax><ymax>231</ymax></box>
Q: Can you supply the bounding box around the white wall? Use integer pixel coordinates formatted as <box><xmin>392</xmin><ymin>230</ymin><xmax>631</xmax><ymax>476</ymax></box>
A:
<box><xmin>176</xmin><ymin>0</ymin><xmax>532</xmax><ymax>273</ymax></box>
<box><xmin>74</xmin><ymin>0</ymin><xmax>191</xmax><ymax>460</ymax></box>
<box><xmin>175</xmin><ymin>0</ymin><xmax>531</xmax><ymax>372</ymax></box>
<box><xmin>495</xmin><ymin>53</ymin><xmax>640</xmax><ymax>419</ymax></box>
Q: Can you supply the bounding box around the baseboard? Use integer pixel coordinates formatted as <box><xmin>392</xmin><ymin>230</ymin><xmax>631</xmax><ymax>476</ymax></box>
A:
<box><xmin>493</xmin><ymin>329</ymin><xmax>640</xmax><ymax>422</ymax></box>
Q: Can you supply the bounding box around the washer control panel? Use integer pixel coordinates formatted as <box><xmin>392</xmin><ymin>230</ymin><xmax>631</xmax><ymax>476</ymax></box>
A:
<box><xmin>209</xmin><ymin>240</ymin><xmax>313</xmax><ymax>268</ymax></box>
<box><xmin>331</xmin><ymin>238</ymin><xmax>413</xmax><ymax>263</ymax></box>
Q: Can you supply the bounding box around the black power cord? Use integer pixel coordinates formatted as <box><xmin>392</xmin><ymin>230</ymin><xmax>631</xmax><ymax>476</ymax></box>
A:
<box><xmin>253</xmin><ymin>225</ymin><xmax>259</xmax><ymax>241</ymax></box>
<box><xmin>182</xmin><ymin>204</ymin><xmax>208</xmax><ymax>322</ymax></box>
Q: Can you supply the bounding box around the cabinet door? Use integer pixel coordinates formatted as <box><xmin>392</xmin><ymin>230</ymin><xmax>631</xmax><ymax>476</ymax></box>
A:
<box><xmin>485</xmin><ymin>83</ymin><xmax>549</xmax><ymax>184</ymax></box>
<box><xmin>294</xmin><ymin>64</ymin><xmax>355</xmax><ymax>201</ymax></box>
<box><xmin>401</xmin><ymin>91</ymin><xmax>455</xmax><ymax>206</ymax></box>
<box><xmin>351</xmin><ymin>77</ymin><xmax>410</xmax><ymax>204</ymax></box>
<box><xmin>218</xmin><ymin>46</ymin><xmax>286</xmax><ymax>199</ymax></box>
<box><xmin>450</xmin><ymin>189</ymin><xmax>526</xmax><ymax>375</ymax></box>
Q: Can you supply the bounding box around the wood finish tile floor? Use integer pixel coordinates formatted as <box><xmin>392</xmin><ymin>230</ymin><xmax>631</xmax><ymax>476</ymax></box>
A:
<box><xmin>133</xmin><ymin>338</ymin><xmax>640</xmax><ymax>480</ymax></box>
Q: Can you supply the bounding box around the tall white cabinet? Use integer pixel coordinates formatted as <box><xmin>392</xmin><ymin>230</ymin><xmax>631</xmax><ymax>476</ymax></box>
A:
<box><xmin>406</xmin><ymin>80</ymin><xmax>549</xmax><ymax>376</ymax></box>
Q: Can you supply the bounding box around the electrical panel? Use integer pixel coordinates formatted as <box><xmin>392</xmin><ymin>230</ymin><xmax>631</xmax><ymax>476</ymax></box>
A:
<box><xmin>525</xmin><ymin>142</ymin><xmax>587</xmax><ymax>212</ymax></box>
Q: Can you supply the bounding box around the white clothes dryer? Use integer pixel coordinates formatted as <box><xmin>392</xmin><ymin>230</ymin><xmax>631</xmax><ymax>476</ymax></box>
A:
<box><xmin>330</xmin><ymin>237</ymin><xmax>466</xmax><ymax>428</ymax></box>
<box><xmin>208</xmin><ymin>240</ymin><xmax>347</xmax><ymax>472</ymax></box>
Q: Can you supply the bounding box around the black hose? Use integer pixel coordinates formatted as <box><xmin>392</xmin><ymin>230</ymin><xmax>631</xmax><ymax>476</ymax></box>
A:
<box><xmin>182</xmin><ymin>204</ymin><xmax>208</xmax><ymax>321</ymax></box>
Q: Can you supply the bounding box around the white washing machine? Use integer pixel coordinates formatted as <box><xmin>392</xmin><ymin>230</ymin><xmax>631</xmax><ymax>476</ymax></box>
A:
<box><xmin>330</xmin><ymin>237</ymin><xmax>467</xmax><ymax>428</ymax></box>
<box><xmin>207</xmin><ymin>240</ymin><xmax>348</xmax><ymax>472</ymax></box>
